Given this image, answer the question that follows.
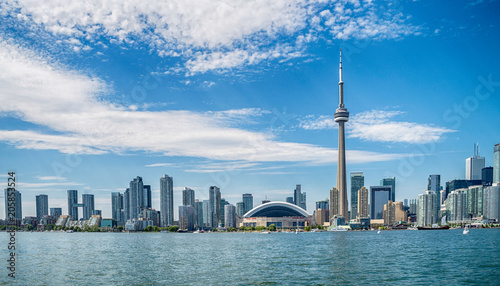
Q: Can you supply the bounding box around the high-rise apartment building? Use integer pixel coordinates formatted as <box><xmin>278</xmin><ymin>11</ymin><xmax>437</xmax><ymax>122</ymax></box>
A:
<box><xmin>285</xmin><ymin>197</ymin><xmax>294</xmax><ymax>204</ymax></box>
<box><xmin>329</xmin><ymin>187</ymin><xmax>339</xmax><ymax>221</ymax></box>
<box><xmin>236</xmin><ymin>202</ymin><xmax>245</xmax><ymax>217</ymax></box>
<box><xmin>220</xmin><ymin>198</ymin><xmax>228</xmax><ymax>227</ymax></box>
<box><xmin>445</xmin><ymin>189</ymin><xmax>467</xmax><ymax>222</ymax></box>
<box><xmin>160</xmin><ymin>174</ymin><xmax>174</xmax><ymax>227</ymax></box>
<box><xmin>383</xmin><ymin>201</ymin><xmax>407</xmax><ymax>225</ymax></box>
<box><xmin>315</xmin><ymin>209</ymin><xmax>329</xmax><ymax>225</ymax></box>
<box><xmin>300</xmin><ymin>192</ymin><xmax>307</xmax><ymax>210</ymax></box>
<box><xmin>417</xmin><ymin>190</ymin><xmax>438</xmax><ymax>226</ymax></box>
<box><xmin>316</xmin><ymin>200</ymin><xmax>329</xmax><ymax>210</ymax></box>
<box><xmin>50</xmin><ymin>208</ymin><xmax>62</xmax><ymax>219</ymax></box>
<box><xmin>494</xmin><ymin>143</ymin><xmax>500</xmax><ymax>184</ymax></box>
<box><xmin>111</xmin><ymin>192</ymin><xmax>124</xmax><ymax>225</ymax></box>
<box><xmin>143</xmin><ymin>185</ymin><xmax>152</xmax><ymax>209</ymax></box>
<box><xmin>36</xmin><ymin>194</ymin><xmax>49</xmax><ymax>221</ymax></box>
<box><xmin>183</xmin><ymin>187</ymin><xmax>195</xmax><ymax>207</ymax></box>
<box><xmin>224</xmin><ymin>204</ymin><xmax>236</xmax><ymax>229</ymax></box>
<box><xmin>466</xmin><ymin>144</ymin><xmax>485</xmax><ymax>180</ymax></box>
<box><xmin>350</xmin><ymin>172</ymin><xmax>364</xmax><ymax>219</ymax></box>
<box><xmin>179</xmin><ymin>205</ymin><xmax>195</xmax><ymax>231</ymax></box>
<box><xmin>128</xmin><ymin>176</ymin><xmax>144</xmax><ymax>220</ymax></box>
<box><xmin>123</xmin><ymin>188</ymin><xmax>130</xmax><ymax>222</ymax></box>
<box><xmin>380</xmin><ymin>177</ymin><xmax>396</xmax><ymax>202</ymax></box>
<box><xmin>202</xmin><ymin>200</ymin><xmax>209</xmax><ymax>226</ymax></box>
<box><xmin>370</xmin><ymin>186</ymin><xmax>392</xmax><ymax>220</ymax></box>
<box><xmin>357</xmin><ymin>187</ymin><xmax>369</xmax><ymax>218</ymax></box>
<box><xmin>242</xmin><ymin>193</ymin><xmax>253</xmax><ymax>214</ymax></box>
<box><xmin>483</xmin><ymin>185</ymin><xmax>500</xmax><ymax>220</ymax></box>
<box><xmin>294</xmin><ymin>184</ymin><xmax>302</xmax><ymax>207</ymax></box>
<box><xmin>427</xmin><ymin>174</ymin><xmax>441</xmax><ymax>212</ymax></box>
<box><xmin>208</xmin><ymin>186</ymin><xmax>221</xmax><ymax>228</ymax></box>
<box><xmin>195</xmin><ymin>200</ymin><xmax>204</xmax><ymax>228</ymax></box>
<box><xmin>409</xmin><ymin>199</ymin><xmax>417</xmax><ymax>215</ymax></box>
<box><xmin>466</xmin><ymin>185</ymin><xmax>483</xmax><ymax>218</ymax></box>
<box><xmin>82</xmin><ymin>194</ymin><xmax>95</xmax><ymax>220</ymax></box>
<box><xmin>67</xmin><ymin>190</ymin><xmax>79</xmax><ymax>220</ymax></box>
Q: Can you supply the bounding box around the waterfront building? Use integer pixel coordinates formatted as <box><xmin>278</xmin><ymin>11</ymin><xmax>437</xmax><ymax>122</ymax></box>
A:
<box><xmin>417</xmin><ymin>190</ymin><xmax>438</xmax><ymax>226</ymax></box>
<box><xmin>300</xmin><ymin>192</ymin><xmax>307</xmax><ymax>210</ymax></box>
<box><xmin>111</xmin><ymin>192</ymin><xmax>124</xmax><ymax>226</ymax></box>
<box><xmin>494</xmin><ymin>143</ymin><xmax>500</xmax><ymax>183</ymax></box>
<box><xmin>39</xmin><ymin>215</ymin><xmax>56</xmax><ymax>226</ymax></box>
<box><xmin>482</xmin><ymin>167</ymin><xmax>493</xmax><ymax>186</ymax></box>
<box><xmin>357</xmin><ymin>187</ymin><xmax>369</xmax><ymax>218</ymax></box>
<box><xmin>179</xmin><ymin>205</ymin><xmax>195</xmax><ymax>231</ymax></box>
<box><xmin>242</xmin><ymin>193</ymin><xmax>253</xmax><ymax>214</ymax></box>
<box><xmin>183</xmin><ymin>187</ymin><xmax>195</xmax><ymax>207</ymax></box>
<box><xmin>22</xmin><ymin>216</ymin><xmax>38</xmax><ymax>228</ymax></box>
<box><xmin>50</xmin><ymin>207</ymin><xmax>62</xmax><ymax>219</ymax></box>
<box><xmin>241</xmin><ymin>201</ymin><xmax>312</xmax><ymax>229</ymax></box>
<box><xmin>209</xmin><ymin>186</ymin><xmax>221</xmax><ymax>228</ymax></box>
<box><xmin>466</xmin><ymin>144</ymin><xmax>485</xmax><ymax>180</ymax></box>
<box><xmin>202</xmin><ymin>200</ymin><xmax>209</xmax><ymax>227</ymax></box>
<box><xmin>315</xmin><ymin>209</ymin><xmax>329</xmax><ymax>225</ymax></box>
<box><xmin>445</xmin><ymin>189</ymin><xmax>467</xmax><ymax>222</ymax></box>
<box><xmin>285</xmin><ymin>197</ymin><xmax>294</xmax><ymax>204</ymax></box>
<box><xmin>35</xmin><ymin>194</ymin><xmax>49</xmax><ymax>221</ymax></box>
<box><xmin>383</xmin><ymin>201</ymin><xmax>407</xmax><ymax>226</ymax></box>
<box><xmin>128</xmin><ymin>176</ymin><xmax>144</xmax><ymax>220</ymax></box>
<box><xmin>316</xmin><ymin>200</ymin><xmax>329</xmax><ymax>211</ymax></box>
<box><xmin>195</xmin><ymin>200</ymin><xmax>204</xmax><ymax>228</ymax></box>
<box><xmin>236</xmin><ymin>202</ymin><xmax>245</xmax><ymax>217</ymax></box>
<box><xmin>224</xmin><ymin>204</ymin><xmax>236</xmax><ymax>228</ymax></box>
<box><xmin>427</xmin><ymin>174</ymin><xmax>441</xmax><ymax>211</ymax></box>
<box><xmin>160</xmin><ymin>174</ymin><xmax>174</xmax><ymax>227</ymax></box>
<box><xmin>82</xmin><ymin>194</ymin><xmax>95</xmax><ymax>220</ymax></box>
<box><xmin>370</xmin><ymin>186</ymin><xmax>392</xmax><ymax>220</ymax></box>
<box><xmin>294</xmin><ymin>184</ymin><xmax>302</xmax><ymax>207</ymax></box>
<box><xmin>329</xmin><ymin>187</ymin><xmax>339</xmax><ymax>221</ymax></box>
<box><xmin>101</xmin><ymin>219</ymin><xmax>117</xmax><ymax>229</ymax></box>
<box><xmin>4</xmin><ymin>188</ymin><xmax>22</xmax><ymax>225</ymax></box>
<box><xmin>67</xmin><ymin>190</ymin><xmax>79</xmax><ymax>220</ymax></box>
<box><xmin>144</xmin><ymin>185</ymin><xmax>152</xmax><ymax>209</ymax></box>
<box><xmin>483</xmin><ymin>185</ymin><xmax>500</xmax><ymax>221</ymax></box>
<box><xmin>409</xmin><ymin>199</ymin><xmax>417</xmax><ymax>215</ymax></box>
<box><xmin>142</xmin><ymin>208</ymin><xmax>160</xmax><ymax>226</ymax></box>
<box><xmin>466</xmin><ymin>185</ymin><xmax>483</xmax><ymax>218</ymax></box>
<box><xmin>445</xmin><ymin>179</ymin><xmax>482</xmax><ymax>199</ymax></box>
<box><xmin>220</xmin><ymin>198</ymin><xmax>229</xmax><ymax>227</ymax></box>
<box><xmin>381</xmin><ymin>177</ymin><xmax>396</xmax><ymax>202</ymax></box>
<box><xmin>350</xmin><ymin>172</ymin><xmax>364</xmax><ymax>219</ymax></box>
<box><xmin>123</xmin><ymin>188</ymin><xmax>130</xmax><ymax>222</ymax></box>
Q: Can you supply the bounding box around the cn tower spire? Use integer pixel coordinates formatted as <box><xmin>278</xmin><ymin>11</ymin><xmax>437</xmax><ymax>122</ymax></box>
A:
<box><xmin>339</xmin><ymin>48</ymin><xmax>344</xmax><ymax>108</ymax></box>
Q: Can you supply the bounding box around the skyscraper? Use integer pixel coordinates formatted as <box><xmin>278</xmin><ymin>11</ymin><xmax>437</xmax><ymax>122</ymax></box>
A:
<box><xmin>334</xmin><ymin>49</ymin><xmax>349</xmax><ymax>221</ymax></box>
<box><xmin>494</xmin><ymin>143</ymin><xmax>500</xmax><ymax>184</ymax></box>
<box><xmin>417</xmin><ymin>190</ymin><xmax>438</xmax><ymax>226</ymax></box>
<box><xmin>236</xmin><ymin>202</ymin><xmax>245</xmax><ymax>217</ymax></box>
<box><xmin>143</xmin><ymin>185</ymin><xmax>152</xmax><ymax>209</ymax></box>
<box><xmin>179</xmin><ymin>205</ymin><xmax>195</xmax><ymax>231</ymax></box>
<box><xmin>482</xmin><ymin>167</ymin><xmax>493</xmax><ymax>186</ymax></box>
<box><xmin>483</xmin><ymin>185</ymin><xmax>500</xmax><ymax>220</ymax></box>
<box><xmin>316</xmin><ymin>200</ymin><xmax>329</xmax><ymax>210</ymax></box>
<box><xmin>195</xmin><ymin>200</ymin><xmax>204</xmax><ymax>228</ymax></box>
<box><xmin>383</xmin><ymin>201</ymin><xmax>407</xmax><ymax>226</ymax></box>
<box><xmin>123</xmin><ymin>188</ymin><xmax>130</xmax><ymax>222</ymax></box>
<box><xmin>36</xmin><ymin>194</ymin><xmax>49</xmax><ymax>221</ymax></box>
<box><xmin>183</xmin><ymin>187</ymin><xmax>195</xmax><ymax>207</ymax></box>
<box><xmin>5</xmin><ymin>188</ymin><xmax>22</xmax><ymax>223</ymax></box>
<box><xmin>293</xmin><ymin>184</ymin><xmax>302</xmax><ymax>207</ymax></box>
<box><xmin>445</xmin><ymin>189</ymin><xmax>467</xmax><ymax>222</ymax></box>
<box><xmin>427</xmin><ymin>175</ymin><xmax>441</xmax><ymax>213</ymax></box>
<box><xmin>160</xmin><ymin>174</ymin><xmax>174</xmax><ymax>227</ymax></box>
<box><xmin>82</xmin><ymin>194</ymin><xmax>95</xmax><ymax>220</ymax></box>
<box><xmin>350</xmin><ymin>172</ymin><xmax>364</xmax><ymax>219</ymax></box>
<box><xmin>357</xmin><ymin>187</ymin><xmax>369</xmax><ymax>218</ymax></box>
<box><xmin>50</xmin><ymin>208</ymin><xmax>62</xmax><ymax>219</ymax></box>
<box><xmin>67</xmin><ymin>190</ymin><xmax>78</xmax><ymax>220</ymax></box>
<box><xmin>242</xmin><ymin>193</ymin><xmax>253</xmax><ymax>213</ymax></box>
<box><xmin>381</xmin><ymin>177</ymin><xmax>396</xmax><ymax>202</ymax></box>
<box><xmin>208</xmin><ymin>186</ymin><xmax>221</xmax><ymax>228</ymax></box>
<box><xmin>329</xmin><ymin>187</ymin><xmax>339</xmax><ymax>220</ymax></box>
<box><xmin>285</xmin><ymin>197</ymin><xmax>294</xmax><ymax>204</ymax></box>
<box><xmin>129</xmin><ymin>176</ymin><xmax>144</xmax><ymax>220</ymax></box>
<box><xmin>220</xmin><ymin>198</ymin><xmax>228</xmax><ymax>227</ymax></box>
<box><xmin>466</xmin><ymin>143</ymin><xmax>485</xmax><ymax>180</ymax></box>
<box><xmin>224</xmin><ymin>204</ymin><xmax>236</xmax><ymax>228</ymax></box>
<box><xmin>111</xmin><ymin>192</ymin><xmax>123</xmax><ymax>225</ymax></box>
<box><xmin>202</xmin><ymin>200</ymin><xmax>209</xmax><ymax>226</ymax></box>
<box><xmin>300</xmin><ymin>192</ymin><xmax>307</xmax><ymax>210</ymax></box>
<box><xmin>370</xmin><ymin>186</ymin><xmax>392</xmax><ymax>220</ymax></box>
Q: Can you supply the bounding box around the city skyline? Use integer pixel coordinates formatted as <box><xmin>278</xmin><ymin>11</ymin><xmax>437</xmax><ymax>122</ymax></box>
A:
<box><xmin>1</xmin><ymin>1</ymin><xmax>500</xmax><ymax>219</ymax></box>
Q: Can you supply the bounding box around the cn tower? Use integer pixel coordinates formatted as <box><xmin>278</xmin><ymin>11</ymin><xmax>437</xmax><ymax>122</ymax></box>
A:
<box><xmin>334</xmin><ymin>49</ymin><xmax>349</xmax><ymax>221</ymax></box>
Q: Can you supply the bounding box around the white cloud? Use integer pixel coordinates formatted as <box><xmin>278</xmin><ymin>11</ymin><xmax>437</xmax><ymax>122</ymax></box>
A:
<box><xmin>299</xmin><ymin>115</ymin><xmax>337</xmax><ymax>130</ymax></box>
<box><xmin>0</xmin><ymin>40</ymin><xmax>405</xmax><ymax>165</ymax></box>
<box><xmin>36</xmin><ymin>176</ymin><xmax>67</xmax><ymax>181</ymax></box>
<box><xmin>3</xmin><ymin>0</ymin><xmax>419</xmax><ymax>74</ymax></box>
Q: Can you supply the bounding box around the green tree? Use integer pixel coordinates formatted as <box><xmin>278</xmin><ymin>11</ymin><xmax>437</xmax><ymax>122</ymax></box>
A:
<box><xmin>255</xmin><ymin>226</ymin><xmax>266</xmax><ymax>231</ymax></box>
<box><xmin>117</xmin><ymin>226</ymin><xmax>124</xmax><ymax>232</ymax></box>
<box><xmin>45</xmin><ymin>224</ymin><xmax>55</xmax><ymax>231</ymax></box>
<box><xmin>317</xmin><ymin>225</ymin><xmax>324</xmax><ymax>230</ymax></box>
<box><xmin>304</xmin><ymin>226</ymin><xmax>311</xmax><ymax>232</ymax></box>
<box><xmin>74</xmin><ymin>226</ymin><xmax>81</xmax><ymax>232</ymax></box>
<box><xmin>144</xmin><ymin>225</ymin><xmax>153</xmax><ymax>232</ymax></box>
<box><xmin>212</xmin><ymin>228</ymin><xmax>218</xmax><ymax>232</ymax></box>
<box><xmin>268</xmin><ymin>224</ymin><xmax>276</xmax><ymax>232</ymax></box>
<box><xmin>153</xmin><ymin>226</ymin><xmax>160</xmax><ymax>232</ymax></box>
<box><xmin>26</xmin><ymin>224</ymin><xmax>34</xmax><ymax>231</ymax></box>
<box><xmin>168</xmin><ymin>225</ymin><xmax>179</xmax><ymax>232</ymax></box>
<box><xmin>228</xmin><ymin>227</ymin><xmax>236</xmax><ymax>232</ymax></box>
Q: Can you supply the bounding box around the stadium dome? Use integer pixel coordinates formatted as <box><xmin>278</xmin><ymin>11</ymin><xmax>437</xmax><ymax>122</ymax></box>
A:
<box><xmin>243</xmin><ymin>201</ymin><xmax>311</xmax><ymax>218</ymax></box>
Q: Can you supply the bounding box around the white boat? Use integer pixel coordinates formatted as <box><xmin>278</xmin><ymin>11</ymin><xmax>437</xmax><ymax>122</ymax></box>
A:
<box><xmin>327</xmin><ymin>226</ymin><xmax>348</xmax><ymax>232</ymax></box>
<box><xmin>261</xmin><ymin>230</ymin><xmax>270</xmax><ymax>234</ymax></box>
<box><xmin>66</xmin><ymin>230</ymin><xmax>74</xmax><ymax>233</ymax></box>
<box><xmin>377</xmin><ymin>230</ymin><xmax>381</xmax><ymax>234</ymax></box>
<box><xmin>463</xmin><ymin>226</ymin><xmax>469</xmax><ymax>235</ymax></box>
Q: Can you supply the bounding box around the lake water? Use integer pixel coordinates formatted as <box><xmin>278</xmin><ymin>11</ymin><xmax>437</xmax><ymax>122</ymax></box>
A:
<box><xmin>1</xmin><ymin>229</ymin><xmax>499</xmax><ymax>285</ymax></box>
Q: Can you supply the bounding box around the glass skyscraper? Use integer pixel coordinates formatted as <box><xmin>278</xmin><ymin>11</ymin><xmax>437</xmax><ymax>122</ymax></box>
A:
<box><xmin>380</xmin><ymin>177</ymin><xmax>395</xmax><ymax>202</ymax></box>
<box><xmin>179</xmin><ymin>205</ymin><xmax>195</xmax><ymax>231</ymax></box>
<box><xmin>208</xmin><ymin>186</ymin><xmax>221</xmax><ymax>228</ymax></box>
<box><xmin>195</xmin><ymin>200</ymin><xmax>204</xmax><ymax>228</ymax></box>
<box><xmin>224</xmin><ymin>204</ymin><xmax>236</xmax><ymax>228</ymax></box>
<box><xmin>370</xmin><ymin>186</ymin><xmax>392</xmax><ymax>220</ymax></box>
<box><xmin>417</xmin><ymin>190</ymin><xmax>438</xmax><ymax>226</ymax></box>
<box><xmin>36</xmin><ymin>194</ymin><xmax>48</xmax><ymax>221</ymax></box>
<box><xmin>294</xmin><ymin>184</ymin><xmax>302</xmax><ymax>207</ymax></box>
<box><xmin>67</xmin><ymin>190</ymin><xmax>78</xmax><ymax>220</ymax></box>
<box><xmin>160</xmin><ymin>174</ymin><xmax>174</xmax><ymax>227</ymax></box>
<box><xmin>143</xmin><ymin>185</ymin><xmax>152</xmax><ymax>209</ymax></box>
<box><xmin>350</xmin><ymin>172</ymin><xmax>364</xmax><ymax>219</ymax></box>
<box><xmin>483</xmin><ymin>185</ymin><xmax>500</xmax><ymax>220</ymax></box>
<box><xmin>82</xmin><ymin>194</ymin><xmax>95</xmax><ymax>220</ymax></box>
<box><xmin>129</xmin><ymin>176</ymin><xmax>144</xmax><ymax>220</ymax></box>
<box><xmin>50</xmin><ymin>207</ymin><xmax>62</xmax><ymax>219</ymax></box>
<box><xmin>242</xmin><ymin>193</ymin><xmax>253</xmax><ymax>214</ymax></box>
<box><xmin>236</xmin><ymin>202</ymin><xmax>245</xmax><ymax>217</ymax></box>
<box><xmin>183</xmin><ymin>187</ymin><xmax>195</xmax><ymax>207</ymax></box>
<box><xmin>111</xmin><ymin>192</ymin><xmax>123</xmax><ymax>225</ymax></box>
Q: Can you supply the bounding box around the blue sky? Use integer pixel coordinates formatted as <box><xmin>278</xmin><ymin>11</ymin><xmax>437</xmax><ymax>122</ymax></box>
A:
<box><xmin>1</xmin><ymin>0</ymin><xmax>499</xmax><ymax>219</ymax></box>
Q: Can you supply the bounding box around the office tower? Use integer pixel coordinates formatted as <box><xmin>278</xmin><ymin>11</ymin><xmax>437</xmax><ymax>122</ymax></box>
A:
<box><xmin>92</xmin><ymin>210</ymin><xmax>102</xmax><ymax>216</ymax></box>
<box><xmin>220</xmin><ymin>198</ymin><xmax>228</xmax><ymax>227</ymax></box>
<box><xmin>316</xmin><ymin>200</ymin><xmax>329</xmax><ymax>210</ymax></box>
<box><xmin>466</xmin><ymin>185</ymin><xmax>483</xmax><ymax>218</ymax></box>
<box><xmin>4</xmin><ymin>189</ymin><xmax>22</xmax><ymax>223</ymax></box>
<box><xmin>202</xmin><ymin>200</ymin><xmax>209</xmax><ymax>226</ymax></box>
<box><xmin>404</xmin><ymin>199</ymin><xmax>408</xmax><ymax>207</ymax></box>
<box><xmin>224</xmin><ymin>204</ymin><xmax>236</xmax><ymax>228</ymax></box>
<box><xmin>111</xmin><ymin>192</ymin><xmax>123</xmax><ymax>225</ymax></box>
<box><xmin>409</xmin><ymin>199</ymin><xmax>417</xmax><ymax>215</ymax></box>
<box><xmin>123</xmin><ymin>188</ymin><xmax>130</xmax><ymax>221</ymax></box>
<box><xmin>334</xmin><ymin>49</ymin><xmax>349</xmax><ymax>221</ymax></box>
<box><xmin>440</xmin><ymin>190</ymin><xmax>446</xmax><ymax>205</ymax></box>
<box><xmin>300</xmin><ymin>192</ymin><xmax>307</xmax><ymax>210</ymax></box>
<box><xmin>417</xmin><ymin>190</ymin><xmax>438</xmax><ymax>226</ymax></box>
<box><xmin>129</xmin><ymin>176</ymin><xmax>144</xmax><ymax>220</ymax></box>
<box><xmin>82</xmin><ymin>194</ymin><xmax>95</xmax><ymax>220</ymax></box>
<box><xmin>350</xmin><ymin>172</ymin><xmax>364</xmax><ymax>219</ymax></box>
<box><xmin>427</xmin><ymin>174</ymin><xmax>441</xmax><ymax>213</ymax></box>
<box><xmin>357</xmin><ymin>187</ymin><xmax>369</xmax><ymax>218</ymax></box>
<box><xmin>160</xmin><ymin>174</ymin><xmax>174</xmax><ymax>227</ymax></box>
<box><xmin>329</xmin><ymin>187</ymin><xmax>339</xmax><ymax>221</ymax></box>
<box><xmin>50</xmin><ymin>207</ymin><xmax>62</xmax><ymax>219</ymax></box>
<box><xmin>370</xmin><ymin>186</ymin><xmax>392</xmax><ymax>220</ymax></box>
<box><xmin>315</xmin><ymin>209</ymin><xmax>329</xmax><ymax>225</ymax></box>
<box><xmin>285</xmin><ymin>197</ymin><xmax>294</xmax><ymax>204</ymax></box>
<box><xmin>182</xmin><ymin>187</ymin><xmax>195</xmax><ymax>207</ymax></box>
<box><xmin>67</xmin><ymin>190</ymin><xmax>78</xmax><ymax>220</ymax></box>
<box><xmin>294</xmin><ymin>184</ymin><xmax>302</xmax><ymax>207</ymax></box>
<box><xmin>445</xmin><ymin>179</ymin><xmax>482</xmax><ymax>200</ymax></box>
<box><xmin>179</xmin><ymin>205</ymin><xmax>195</xmax><ymax>231</ymax></box>
<box><xmin>195</xmin><ymin>200</ymin><xmax>204</xmax><ymax>228</ymax></box>
<box><xmin>494</xmin><ymin>143</ymin><xmax>500</xmax><ymax>183</ymax></box>
<box><xmin>35</xmin><ymin>194</ymin><xmax>49</xmax><ymax>221</ymax></box>
<box><xmin>236</xmin><ymin>202</ymin><xmax>245</xmax><ymax>217</ymax></box>
<box><xmin>466</xmin><ymin>143</ymin><xmax>485</xmax><ymax>180</ymax></box>
<box><xmin>381</xmin><ymin>177</ymin><xmax>396</xmax><ymax>202</ymax></box>
<box><xmin>383</xmin><ymin>201</ymin><xmax>407</xmax><ymax>225</ymax></box>
<box><xmin>483</xmin><ymin>185</ymin><xmax>500</xmax><ymax>220</ymax></box>
<box><xmin>242</xmin><ymin>193</ymin><xmax>253</xmax><ymax>213</ymax></box>
<box><xmin>482</xmin><ymin>167</ymin><xmax>493</xmax><ymax>186</ymax></box>
<box><xmin>445</xmin><ymin>189</ymin><xmax>467</xmax><ymax>222</ymax></box>
<box><xmin>144</xmin><ymin>185</ymin><xmax>152</xmax><ymax>209</ymax></box>
<box><xmin>208</xmin><ymin>186</ymin><xmax>221</xmax><ymax>228</ymax></box>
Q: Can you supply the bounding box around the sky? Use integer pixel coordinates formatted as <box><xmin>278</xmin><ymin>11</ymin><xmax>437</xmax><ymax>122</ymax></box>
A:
<box><xmin>1</xmin><ymin>0</ymin><xmax>499</xmax><ymax>220</ymax></box>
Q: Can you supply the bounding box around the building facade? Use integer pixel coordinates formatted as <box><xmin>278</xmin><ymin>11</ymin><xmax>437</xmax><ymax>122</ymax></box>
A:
<box><xmin>417</xmin><ymin>190</ymin><xmax>438</xmax><ymax>226</ymax></box>
<box><xmin>35</xmin><ymin>194</ymin><xmax>49</xmax><ymax>221</ymax></box>
<box><xmin>357</xmin><ymin>187</ymin><xmax>369</xmax><ymax>218</ymax></box>
<box><xmin>236</xmin><ymin>202</ymin><xmax>245</xmax><ymax>217</ymax></box>
<box><xmin>82</xmin><ymin>194</ymin><xmax>95</xmax><ymax>221</ymax></box>
<box><xmin>160</xmin><ymin>174</ymin><xmax>174</xmax><ymax>227</ymax></box>
<box><xmin>329</xmin><ymin>187</ymin><xmax>339</xmax><ymax>221</ymax></box>
<box><xmin>350</xmin><ymin>172</ymin><xmax>364</xmax><ymax>220</ymax></box>
<box><xmin>315</xmin><ymin>209</ymin><xmax>329</xmax><ymax>225</ymax></box>
<box><xmin>242</xmin><ymin>193</ymin><xmax>253</xmax><ymax>214</ymax></box>
<box><xmin>483</xmin><ymin>185</ymin><xmax>500</xmax><ymax>221</ymax></box>
<box><xmin>208</xmin><ymin>186</ymin><xmax>221</xmax><ymax>228</ymax></box>
<box><xmin>195</xmin><ymin>200</ymin><xmax>204</xmax><ymax>228</ymax></box>
<box><xmin>383</xmin><ymin>201</ymin><xmax>407</xmax><ymax>225</ymax></box>
<box><xmin>294</xmin><ymin>184</ymin><xmax>302</xmax><ymax>208</ymax></box>
<box><xmin>50</xmin><ymin>208</ymin><xmax>62</xmax><ymax>219</ymax></box>
<box><xmin>67</xmin><ymin>190</ymin><xmax>79</xmax><ymax>220</ymax></box>
<box><xmin>380</xmin><ymin>177</ymin><xmax>396</xmax><ymax>202</ymax></box>
<box><xmin>4</xmin><ymin>188</ymin><xmax>22</xmax><ymax>224</ymax></box>
<box><xmin>128</xmin><ymin>176</ymin><xmax>144</xmax><ymax>220</ymax></box>
<box><xmin>370</xmin><ymin>186</ymin><xmax>392</xmax><ymax>220</ymax></box>
<box><xmin>224</xmin><ymin>204</ymin><xmax>236</xmax><ymax>228</ymax></box>
<box><xmin>179</xmin><ymin>205</ymin><xmax>195</xmax><ymax>231</ymax></box>
<box><xmin>111</xmin><ymin>192</ymin><xmax>124</xmax><ymax>225</ymax></box>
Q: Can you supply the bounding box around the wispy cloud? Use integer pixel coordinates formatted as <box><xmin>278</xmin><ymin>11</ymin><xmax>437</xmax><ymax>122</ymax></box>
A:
<box><xmin>36</xmin><ymin>176</ymin><xmax>67</xmax><ymax>181</ymax></box>
<box><xmin>299</xmin><ymin>115</ymin><xmax>337</xmax><ymax>130</ymax></box>
<box><xmin>145</xmin><ymin>163</ymin><xmax>176</xmax><ymax>168</ymax></box>
<box><xmin>2</xmin><ymin>0</ymin><xmax>419</xmax><ymax>74</ymax></box>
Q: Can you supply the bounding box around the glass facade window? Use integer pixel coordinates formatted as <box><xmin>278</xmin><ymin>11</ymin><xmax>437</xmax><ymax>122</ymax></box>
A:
<box><xmin>370</xmin><ymin>186</ymin><xmax>391</xmax><ymax>219</ymax></box>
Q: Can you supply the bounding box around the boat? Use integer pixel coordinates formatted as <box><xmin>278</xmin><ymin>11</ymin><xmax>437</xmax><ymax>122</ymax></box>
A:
<box><xmin>377</xmin><ymin>230</ymin><xmax>381</xmax><ymax>234</ymax></box>
<box><xmin>327</xmin><ymin>226</ymin><xmax>348</xmax><ymax>232</ymax></box>
<box><xmin>463</xmin><ymin>225</ymin><xmax>469</xmax><ymax>235</ymax></box>
<box><xmin>66</xmin><ymin>230</ymin><xmax>74</xmax><ymax>233</ymax></box>
<box><xmin>261</xmin><ymin>230</ymin><xmax>270</xmax><ymax>234</ymax></box>
<box><xmin>407</xmin><ymin>226</ymin><xmax>418</xmax><ymax>231</ymax></box>
<box><xmin>417</xmin><ymin>225</ymin><xmax>450</xmax><ymax>230</ymax></box>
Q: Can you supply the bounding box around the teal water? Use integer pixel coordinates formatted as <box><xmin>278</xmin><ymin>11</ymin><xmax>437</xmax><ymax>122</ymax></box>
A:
<box><xmin>1</xmin><ymin>229</ymin><xmax>499</xmax><ymax>285</ymax></box>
